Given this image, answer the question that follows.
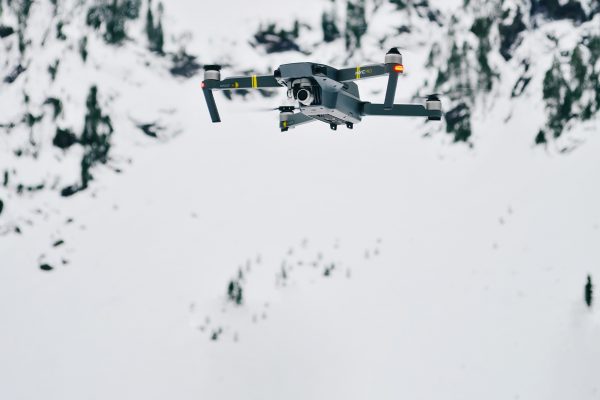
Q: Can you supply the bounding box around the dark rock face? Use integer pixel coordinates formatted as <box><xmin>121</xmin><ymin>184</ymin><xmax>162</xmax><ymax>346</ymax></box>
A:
<box><xmin>170</xmin><ymin>52</ymin><xmax>201</xmax><ymax>78</ymax></box>
<box><xmin>445</xmin><ymin>103</ymin><xmax>472</xmax><ymax>143</ymax></box>
<box><xmin>53</xmin><ymin>128</ymin><xmax>78</xmax><ymax>150</ymax></box>
<box><xmin>530</xmin><ymin>0</ymin><xmax>589</xmax><ymax>23</ymax></box>
<box><xmin>0</xmin><ymin>25</ymin><xmax>15</xmax><ymax>38</ymax></box>
<box><xmin>137</xmin><ymin>123</ymin><xmax>159</xmax><ymax>138</ymax></box>
<box><xmin>86</xmin><ymin>0</ymin><xmax>142</xmax><ymax>45</ymax></box>
<box><xmin>3</xmin><ymin>65</ymin><xmax>26</xmax><ymax>84</ymax></box>
<box><xmin>40</xmin><ymin>264</ymin><xmax>53</xmax><ymax>272</ymax></box>
<box><xmin>43</xmin><ymin>97</ymin><xmax>63</xmax><ymax>120</ymax></box>
<box><xmin>59</xmin><ymin>86</ymin><xmax>114</xmax><ymax>197</ymax></box>
<box><xmin>253</xmin><ymin>23</ymin><xmax>301</xmax><ymax>54</ymax></box>
<box><xmin>60</xmin><ymin>185</ymin><xmax>79</xmax><ymax>198</ymax></box>
<box><xmin>499</xmin><ymin>8</ymin><xmax>527</xmax><ymax>61</ymax></box>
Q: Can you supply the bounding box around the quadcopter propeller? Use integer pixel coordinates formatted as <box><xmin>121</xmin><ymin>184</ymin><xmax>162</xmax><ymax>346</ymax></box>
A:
<box><xmin>253</xmin><ymin>106</ymin><xmax>298</xmax><ymax>112</ymax></box>
<box><xmin>413</xmin><ymin>88</ymin><xmax>471</xmax><ymax>99</ymax></box>
<box><xmin>413</xmin><ymin>93</ymin><xmax>442</xmax><ymax>100</ymax></box>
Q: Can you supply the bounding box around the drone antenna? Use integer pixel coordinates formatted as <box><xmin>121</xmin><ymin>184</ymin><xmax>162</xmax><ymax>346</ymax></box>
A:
<box><xmin>383</xmin><ymin>48</ymin><xmax>404</xmax><ymax>110</ymax></box>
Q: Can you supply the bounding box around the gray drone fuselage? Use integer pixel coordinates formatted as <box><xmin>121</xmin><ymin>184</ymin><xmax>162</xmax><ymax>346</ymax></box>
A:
<box><xmin>201</xmin><ymin>48</ymin><xmax>442</xmax><ymax>131</ymax></box>
<box><xmin>277</xmin><ymin>62</ymin><xmax>363</xmax><ymax>126</ymax></box>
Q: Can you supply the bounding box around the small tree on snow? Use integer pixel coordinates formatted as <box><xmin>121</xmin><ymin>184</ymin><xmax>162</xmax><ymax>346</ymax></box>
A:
<box><xmin>344</xmin><ymin>0</ymin><xmax>367</xmax><ymax>51</ymax></box>
<box><xmin>585</xmin><ymin>275</ymin><xmax>593</xmax><ymax>308</ymax></box>
<box><xmin>146</xmin><ymin>0</ymin><xmax>164</xmax><ymax>54</ymax></box>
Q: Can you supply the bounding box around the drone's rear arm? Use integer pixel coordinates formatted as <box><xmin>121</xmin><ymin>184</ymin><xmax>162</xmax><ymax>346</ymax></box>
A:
<box><xmin>361</xmin><ymin>103</ymin><xmax>442</xmax><ymax>120</ymax></box>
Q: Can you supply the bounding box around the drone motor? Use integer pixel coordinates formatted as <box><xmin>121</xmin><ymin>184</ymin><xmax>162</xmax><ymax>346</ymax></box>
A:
<box><xmin>425</xmin><ymin>95</ymin><xmax>442</xmax><ymax>121</ymax></box>
<box><xmin>203</xmin><ymin>65</ymin><xmax>222</xmax><ymax>81</ymax></box>
<box><xmin>384</xmin><ymin>48</ymin><xmax>403</xmax><ymax>65</ymax></box>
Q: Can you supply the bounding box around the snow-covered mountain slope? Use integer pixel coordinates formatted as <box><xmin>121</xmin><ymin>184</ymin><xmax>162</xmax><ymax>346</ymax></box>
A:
<box><xmin>1</xmin><ymin>1</ymin><xmax>599</xmax><ymax>399</ymax></box>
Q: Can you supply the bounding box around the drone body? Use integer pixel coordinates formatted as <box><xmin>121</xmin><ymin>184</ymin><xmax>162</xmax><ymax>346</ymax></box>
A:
<box><xmin>201</xmin><ymin>48</ymin><xmax>442</xmax><ymax>131</ymax></box>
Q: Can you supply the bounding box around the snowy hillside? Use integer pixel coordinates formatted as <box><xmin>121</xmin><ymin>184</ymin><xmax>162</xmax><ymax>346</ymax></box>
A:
<box><xmin>1</xmin><ymin>1</ymin><xmax>600</xmax><ymax>399</ymax></box>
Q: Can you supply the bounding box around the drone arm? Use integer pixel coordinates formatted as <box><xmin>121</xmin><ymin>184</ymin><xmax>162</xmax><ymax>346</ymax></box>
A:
<box><xmin>383</xmin><ymin>71</ymin><xmax>399</xmax><ymax>110</ymax></box>
<box><xmin>361</xmin><ymin>103</ymin><xmax>442</xmax><ymax>119</ymax></box>
<box><xmin>204</xmin><ymin>75</ymin><xmax>282</xmax><ymax>90</ymax></box>
<box><xmin>202</xmin><ymin>87</ymin><xmax>221</xmax><ymax>123</ymax></box>
<box><xmin>337</xmin><ymin>64</ymin><xmax>387</xmax><ymax>81</ymax></box>
<box><xmin>202</xmin><ymin>64</ymin><xmax>284</xmax><ymax>123</ymax></box>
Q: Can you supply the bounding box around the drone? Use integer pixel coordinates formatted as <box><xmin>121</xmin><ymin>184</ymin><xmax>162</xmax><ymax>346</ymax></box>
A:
<box><xmin>201</xmin><ymin>48</ymin><xmax>442</xmax><ymax>132</ymax></box>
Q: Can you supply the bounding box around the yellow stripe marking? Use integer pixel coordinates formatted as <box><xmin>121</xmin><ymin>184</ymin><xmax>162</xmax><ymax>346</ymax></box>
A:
<box><xmin>283</xmin><ymin>121</ymin><xmax>288</xmax><ymax>128</ymax></box>
<box><xmin>251</xmin><ymin>75</ymin><xmax>258</xmax><ymax>88</ymax></box>
<box><xmin>355</xmin><ymin>66</ymin><xmax>361</xmax><ymax>79</ymax></box>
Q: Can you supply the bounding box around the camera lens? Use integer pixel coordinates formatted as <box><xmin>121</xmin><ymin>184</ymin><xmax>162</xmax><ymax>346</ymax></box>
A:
<box><xmin>297</xmin><ymin>89</ymin><xmax>310</xmax><ymax>102</ymax></box>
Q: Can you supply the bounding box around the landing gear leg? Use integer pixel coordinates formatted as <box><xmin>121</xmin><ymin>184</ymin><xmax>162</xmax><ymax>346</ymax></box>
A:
<box><xmin>330</xmin><ymin>124</ymin><xmax>337</xmax><ymax>131</ymax></box>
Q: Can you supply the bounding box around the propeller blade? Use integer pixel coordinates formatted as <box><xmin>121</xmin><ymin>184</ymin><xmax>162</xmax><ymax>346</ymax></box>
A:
<box><xmin>384</xmin><ymin>72</ymin><xmax>399</xmax><ymax>110</ymax></box>
<box><xmin>202</xmin><ymin>88</ymin><xmax>221</xmax><ymax>123</ymax></box>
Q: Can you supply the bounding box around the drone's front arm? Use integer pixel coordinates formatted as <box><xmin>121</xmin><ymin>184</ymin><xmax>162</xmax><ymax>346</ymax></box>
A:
<box><xmin>201</xmin><ymin>65</ymin><xmax>284</xmax><ymax>123</ymax></box>
<box><xmin>337</xmin><ymin>64</ymin><xmax>388</xmax><ymax>81</ymax></box>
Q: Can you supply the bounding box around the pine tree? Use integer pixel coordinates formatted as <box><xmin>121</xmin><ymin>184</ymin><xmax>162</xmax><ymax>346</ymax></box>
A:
<box><xmin>153</xmin><ymin>3</ymin><xmax>164</xmax><ymax>53</ymax></box>
<box><xmin>543</xmin><ymin>58</ymin><xmax>564</xmax><ymax>106</ymax></box>
<box><xmin>344</xmin><ymin>0</ymin><xmax>367</xmax><ymax>51</ymax></box>
<box><xmin>154</xmin><ymin>18</ymin><xmax>163</xmax><ymax>53</ymax></box>
<box><xmin>585</xmin><ymin>275</ymin><xmax>593</xmax><ymax>308</ymax></box>
<box><xmin>146</xmin><ymin>0</ymin><xmax>155</xmax><ymax>44</ymax></box>
<box><xmin>104</xmin><ymin>0</ymin><xmax>127</xmax><ymax>44</ymax></box>
<box><xmin>123</xmin><ymin>0</ymin><xmax>141</xmax><ymax>19</ymax></box>
<box><xmin>80</xmin><ymin>86</ymin><xmax>113</xmax><ymax>189</ymax></box>
<box><xmin>227</xmin><ymin>280</ymin><xmax>243</xmax><ymax>305</ymax></box>
<box><xmin>321</xmin><ymin>8</ymin><xmax>340</xmax><ymax>43</ymax></box>
<box><xmin>542</xmin><ymin>57</ymin><xmax>571</xmax><ymax>138</ymax></box>
<box><xmin>569</xmin><ymin>46</ymin><xmax>587</xmax><ymax>100</ymax></box>
<box><xmin>146</xmin><ymin>0</ymin><xmax>164</xmax><ymax>53</ymax></box>
<box><xmin>291</xmin><ymin>19</ymin><xmax>300</xmax><ymax>38</ymax></box>
<box><xmin>79</xmin><ymin>36</ymin><xmax>88</xmax><ymax>62</ymax></box>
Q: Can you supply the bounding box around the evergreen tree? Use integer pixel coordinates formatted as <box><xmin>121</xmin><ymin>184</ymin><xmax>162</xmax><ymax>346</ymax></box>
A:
<box><xmin>79</xmin><ymin>36</ymin><xmax>88</xmax><ymax>62</ymax></box>
<box><xmin>80</xmin><ymin>86</ymin><xmax>113</xmax><ymax>189</ymax></box>
<box><xmin>543</xmin><ymin>58</ymin><xmax>563</xmax><ymax>105</ymax></box>
<box><xmin>569</xmin><ymin>46</ymin><xmax>587</xmax><ymax>100</ymax></box>
<box><xmin>587</xmin><ymin>36</ymin><xmax>600</xmax><ymax>66</ymax></box>
<box><xmin>146</xmin><ymin>0</ymin><xmax>164</xmax><ymax>53</ymax></box>
<box><xmin>344</xmin><ymin>0</ymin><xmax>367</xmax><ymax>51</ymax></box>
<box><xmin>534</xmin><ymin>130</ymin><xmax>547</xmax><ymax>145</ymax></box>
<box><xmin>471</xmin><ymin>17</ymin><xmax>496</xmax><ymax>92</ymax></box>
<box><xmin>227</xmin><ymin>279</ymin><xmax>243</xmax><ymax>305</ymax></box>
<box><xmin>123</xmin><ymin>0</ymin><xmax>141</xmax><ymax>19</ymax></box>
<box><xmin>291</xmin><ymin>19</ymin><xmax>300</xmax><ymax>38</ymax></box>
<box><xmin>321</xmin><ymin>8</ymin><xmax>340</xmax><ymax>43</ymax></box>
<box><xmin>86</xmin><ymin>0</ymin><xmax>142</xmax><ymax>45</ymax></box>
<box><xmin>585</xmin><ymin>275</ymin><xmax>593</xmax><ymax>308</ymax></box>
<box><xmin>145</xmin><ymin>0</ymin><xmax>155</xmax><ymax>44</ymax></box>
<box><xmin>154</xmin><ymin>19</ymin><xmax>164</xmax><ymax>53</ymax></box>
<box><xmin>104</xmin><ymin>0</ymin><xmax>126</xmax><ymax>44</ymax></box>
<box><xmin>542</xmin><ymin>57</ymin><xmax>571</xmax><ymax>138</ymax></box>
